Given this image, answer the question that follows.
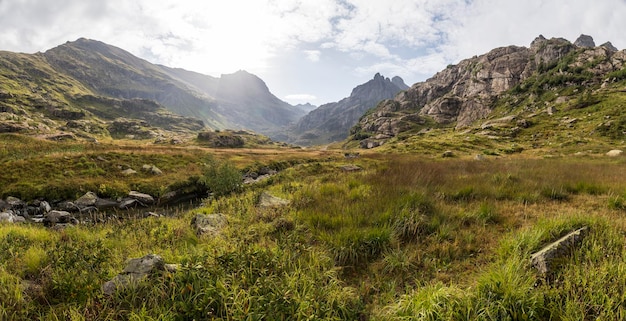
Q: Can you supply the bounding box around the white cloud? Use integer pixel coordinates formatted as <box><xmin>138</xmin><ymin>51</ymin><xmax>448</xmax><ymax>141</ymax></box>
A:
<box><xmin>1</xmin><ymin>0</ymin><xmax>626</xmax><ymax>103</ymax></box>
<box><xmin>303</xmin><ymin>50</ymin><xmax>321</xmax><ymax>62</ymax></box>
<box><xmin>284</xmin><ymin>94</ymin><xmax>317</xmax><ymax>103</ymax></box>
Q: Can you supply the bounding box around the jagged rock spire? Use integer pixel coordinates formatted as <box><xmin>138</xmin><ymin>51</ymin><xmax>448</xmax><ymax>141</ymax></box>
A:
<box><xmin>574</xmin><ymin>34</ymin><xmax>595</xmax><ymax>47</ymax></box>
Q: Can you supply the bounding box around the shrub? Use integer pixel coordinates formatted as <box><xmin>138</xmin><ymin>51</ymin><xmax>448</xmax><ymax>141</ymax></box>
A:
<box><xmin>199</xmin><ymin>159</ymin><xmax>242</xmax><ymax>198</ymax></box>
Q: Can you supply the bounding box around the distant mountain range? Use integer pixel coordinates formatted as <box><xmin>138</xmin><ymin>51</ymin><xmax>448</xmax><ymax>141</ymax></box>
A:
<box><xmin>287</xmin><ymin>73</ymin><xmax>408</xmax><ymax>145</ymax></box>
<box><xmin>0</xmin><ymin>38</ymin><xmax>303</xmax><ymax>141</ymax></box>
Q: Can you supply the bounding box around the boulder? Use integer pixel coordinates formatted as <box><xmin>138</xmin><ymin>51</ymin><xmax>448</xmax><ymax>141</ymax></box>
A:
<box><xmin>39</xmin><ymin>201</ymin><xmax>52</xmax><ymax>213</ymax></box>
<box><xmin>606</xmin><ymin>149</ymin><xmax>623</xmax><ymax>157</ymax></box>
<box><xmin>530</xmin><ymin>227</ymin><xmax>588</xmax><ymax>275</ymax></box>
<box><xmin>142</xmin><ymin>164</ymin><xmax>163</xmax><ymax>175</ymax></box>
<box><xmin>258</xmin><ymin>192</ymin><xmax>290</xmax><ymax>208</ymax></box>
<box><xmin>191</xmin><ymin>213</ymin><xmax>227</xmax><ymax>236</ymax></box>
<box><xmin>75</xmin><ymin>192</ymin><xmax>99</xmax><ymax>207</ymax></box>
<box><xmin>474</xmin><ymin>154</ymin><xmax>486</xmax><ymax>161</ymax></box>
<box><xmin>6</xmin><ymin>196</ymin><xmax>25</xmax><ymax>209</ymax></box>
<box><xmin>43</xmin><ymin>210</ymin><xmax>78</xmax><ymax>227</ymax></box>
<box><xmin>103</xmin><ymin>254</ymin><xmax>165</xmax><ymax>296</ymax></box>
<box><xmin>128</xmin><ymin>191</ymin><xmax>155</xmax><ymax>205</ymax></box>
<box><xmin>0</xmin><ymin>211</ymin><xmax>18</xmax><ymax>223</ymax></box>
<box><xmin>442</xmin><ymin>150</ymin><xmax>455</xmax><ymax>158</ymax></box>
<box><xmin>121</xmin><ymin>168</ymin><xmax>137</xmax><ymax>176</ymax></box>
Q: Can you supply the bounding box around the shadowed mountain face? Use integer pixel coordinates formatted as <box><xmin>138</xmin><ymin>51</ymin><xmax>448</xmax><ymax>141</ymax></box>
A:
<box><xmin>287</xmin><ymin>73</ymin><xmax>408</xmax><ymax>145</ymax></box>
<box><xmin>0</xmin><ymin>38</ymin><xmax>304</xmax><ymax>136</ymax></box>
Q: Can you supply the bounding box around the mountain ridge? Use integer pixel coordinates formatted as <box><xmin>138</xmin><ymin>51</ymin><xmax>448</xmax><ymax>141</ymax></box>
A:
<box><xmin>352</xmin><ymin>34</ymin><xmax>626</xmax><ymax>150</ymax></box>
<box><xmin>288</xmin><ymin>72</ymin><xmax>407</xmax><ymax>145</ymax></box>
<box><xmin>0</xmin><ymin>38</ymin><xmax>303</xmax><ymax>141</ymax></box>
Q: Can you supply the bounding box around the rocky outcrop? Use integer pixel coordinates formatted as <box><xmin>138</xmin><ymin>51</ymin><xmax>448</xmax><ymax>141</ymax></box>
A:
<box><xmin>354</xmin><ymin>35</ymin><xmax>625</xmax><ymax>147</ymax></box>
<box><xmin>289</xmin><ymin>73</ymin><xmax>408</xmax><ymax>145</ymax></box>
<box><xmin>197</xmin><ymin>131</ymin><xmax>245</xmax><ymax>148</ymax></box>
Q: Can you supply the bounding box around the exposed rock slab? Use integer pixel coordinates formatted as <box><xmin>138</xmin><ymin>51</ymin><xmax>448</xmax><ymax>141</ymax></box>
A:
<box><xmin>258</xmin><ymin>192</ymin><xmax>290</xmax><ymax>208</ymax></box>
<box><xmin>530</xmin><ymin>226</ymin><xmax>588</xmax><ymax>275</ymax></box>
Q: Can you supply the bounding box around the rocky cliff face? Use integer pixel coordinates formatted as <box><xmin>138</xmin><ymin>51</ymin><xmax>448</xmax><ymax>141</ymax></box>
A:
<box><xmin>289</xmin><ymin>73</ymin><xmax>407</xmax><ymax>145</ymax></box>
<box><xmin>353</xmin><ymin>35</ymin><xmax>626</xmax><ymax>147</ymax></box>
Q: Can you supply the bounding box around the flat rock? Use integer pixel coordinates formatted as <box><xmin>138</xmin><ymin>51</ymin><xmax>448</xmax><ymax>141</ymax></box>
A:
<box><xmin>606</xmin><ymin>149</ymin><xmax>623</xmax><ymax>157</ymax></box>
<box><xmin>530</xmin><ymin>226</ymin><xmax>588</xmax><ymax>275</ymax></box>
<box><xmin>259</xmin><ymin>192</ymin><xmax>290</xmax><ymax>208</ymax></box>
<box><xmin>128</xmin><ymin>191</ymin><xmax>155</xmax><ymax>204</ymax></box>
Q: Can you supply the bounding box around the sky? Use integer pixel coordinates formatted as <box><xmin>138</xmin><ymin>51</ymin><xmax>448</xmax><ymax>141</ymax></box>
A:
<box><xmin>1</xmin><ymin>0</ymin><xmax>626</xmax><ymax>105</ymax></box>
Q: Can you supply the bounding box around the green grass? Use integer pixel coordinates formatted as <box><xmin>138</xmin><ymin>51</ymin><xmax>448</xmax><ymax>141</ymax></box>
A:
<box><xmin>1</xmin><ymin>137</ymin><xmax>626</xmax><ymax>319</ymax></box>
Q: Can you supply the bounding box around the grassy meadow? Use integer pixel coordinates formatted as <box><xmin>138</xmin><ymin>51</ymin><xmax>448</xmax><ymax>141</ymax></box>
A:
<box><xmin>1</xmin><ymin>135</ymin><xmax>626</xmax><ymax>320</ymax></box>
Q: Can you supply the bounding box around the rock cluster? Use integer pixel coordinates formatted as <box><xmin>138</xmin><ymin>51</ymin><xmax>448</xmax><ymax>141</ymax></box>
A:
<box><xmin>0</xmin><ymin>190</ymin><xmax>163</xmax><ymax>227</ymax></box>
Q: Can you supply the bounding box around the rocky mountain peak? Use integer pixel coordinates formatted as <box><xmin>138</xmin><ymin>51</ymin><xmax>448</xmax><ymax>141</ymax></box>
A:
<box><xmin>392</xmin><ymin>76</ymin><xmax>409</xmax><ymax>90</ymax></box>
<box><xmin>352</xmin><ymin>34</ymin><xmax>626</xmax><ymax>148</ymax></box>
<box><xmin>601</xmin><ymin>41</ymin><xmax>618</xmax><ymax>52</ymax></box>
<box><xmin>574</xmin><ymin>34</ymin><xmax>596</xmax><ymax>48</ymax></box>
<box><xmin>288</xmin><ymin>73</ymin><xmax>407</xmax><ymax>145</ymax></box>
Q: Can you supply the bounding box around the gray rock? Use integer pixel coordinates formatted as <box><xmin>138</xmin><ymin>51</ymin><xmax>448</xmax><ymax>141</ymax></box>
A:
<box><xmin>601</xmin><ymin>41</ymin><xmax>618</xmax><ymax>52</ymax></box>
<box><xmin>119</xmin><ymin>198</ymin><xmax>143</xmax><ymax>209</ymax></box>
<box><xmin>191</xmin><ymin>213</ymin><xmax>227</xmax><ymax>236</ymax></box>
<box><xmin>0</xmin><ymin>211</ymin><xmax>17</xmax><ymax>223</ymax></box>
<box><xmin>573</xmin><ymin>34</ymin><xmax>595</xmax><ymax>48</ymax></box>
<box><xmin>530</xmin><ymin>226</ymin><xmax>588</xmax><ymax>275</ymax></box>
<box><xmin>474</xmin><ymin>154</ymin><xmax>486</xmax><ymax>161</ymax></box>
<box><xmin>103</xmin><ymin>254</ymin><xmax>165</xmax><ymax>296</ymax></box>
<box><xmin>442</xmin><ymin>150</ymin><xmax>454</xmax><ymax>158</ymax></box>
<box><xmin>94</xmin><ymin>198</ymin><xmax>119</xmax><ymax>209</ymax></box>
<box><xmin>259</xmin><ymin>192</ymin><xmax>290</xmax><ymax>208</ymax></box>
<box><xmin>75</xmin><ymin>192</ymin><xmax>99</xmax><ymax>207</ymax></box>
<box><xmin>606</xmin><ymin>149</ymin><xmax>623</xmax><ymax>157</ymax></box>
<box><xmin>40</xmin><ymin>201</ymin><xmax>52</xmax><ymax>213</ymax></box>
<box><xmin>6</xmin><ymin>196</ymin><xmax>25</xmax><ymax>209</ymax></box>
<box><xmin>121</xmin><ymin>168</ymin><xmax>137</xmax><ymax>176</ymax></box>
<box><xmin>128</xmin><ymin>191</ymin><xmax>155</xmax><ymax>204</ymax></box>
<box><xmin>43</xmin><ymin>210</ymin><xmax>78</xmax><ymax>227</ymax></box>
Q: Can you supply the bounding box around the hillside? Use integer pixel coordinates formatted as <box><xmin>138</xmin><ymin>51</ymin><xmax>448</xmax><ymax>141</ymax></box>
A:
<box><xmin>0</xmin><ymin>38</ymin><xmax>302</xmax><ymax>141</ymax></box>
<box><xmin>351</xmin><ymin>35</ymin><xmax>626</xmax><ymax>153</ymax></box>
<box><xmin>288</xmin><ymin>73</ymin><xmax>408</xmax><ymax>145</ymax></box>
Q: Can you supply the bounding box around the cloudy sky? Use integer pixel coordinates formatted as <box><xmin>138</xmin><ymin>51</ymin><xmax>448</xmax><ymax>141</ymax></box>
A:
<box><xmin>1</xmin><ymin>0</ymin><xmax>625</xmax><ymax>105</ymax></box>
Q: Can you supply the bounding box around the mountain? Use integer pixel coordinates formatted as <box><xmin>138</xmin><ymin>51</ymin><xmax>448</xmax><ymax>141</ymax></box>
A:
<box><xmin>293</xmin><ymin>103</ymin><xmax>317</xmax><ymax>113</ymax></box>
<box><xmin>0</xmin><ymin>38</ymin><xmax>301</xmax><ymax>141</ymax></box>
<box><xmin>288</xmin><ymin>73</ymin><xmax>408</xmax><ymax>145</ymax></box>
<box><xmin>352</xmin><ymin>34</ymin><xmax>626</xmax><ymax>150</ymax></box>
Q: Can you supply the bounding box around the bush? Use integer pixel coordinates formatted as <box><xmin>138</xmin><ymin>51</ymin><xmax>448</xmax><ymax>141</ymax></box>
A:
<box><xmin>199</xmin><ymin>159</ymin><xmax>242</xmax><ymax>198</ymax></box>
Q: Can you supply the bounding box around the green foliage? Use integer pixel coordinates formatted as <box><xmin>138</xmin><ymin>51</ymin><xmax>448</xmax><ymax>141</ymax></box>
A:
<box><xmin>199</xmin><ymin>158</ymin><xmax>242</xmax><ymax>197</ymax></box>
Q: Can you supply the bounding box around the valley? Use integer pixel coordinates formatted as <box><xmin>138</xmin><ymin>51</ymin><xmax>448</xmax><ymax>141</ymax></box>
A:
<box><xmin>0</xmin><ymin>34</ymin><xmax>625</xmax><ymax>320</ymax></box>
